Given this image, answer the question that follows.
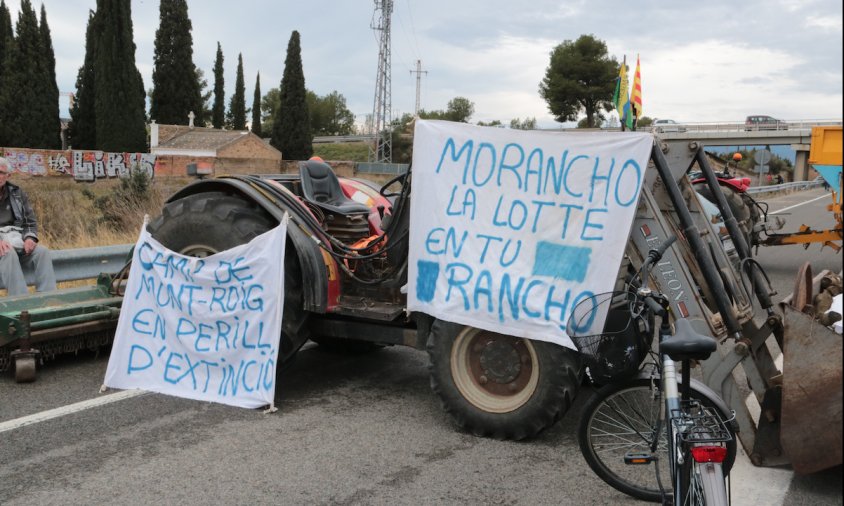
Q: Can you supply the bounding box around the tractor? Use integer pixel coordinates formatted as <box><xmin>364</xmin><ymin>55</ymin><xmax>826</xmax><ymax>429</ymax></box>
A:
<box><xmin>2</xmin><ymin>127</ymin><xmax>840</xmax><ymax>475</ymax></box>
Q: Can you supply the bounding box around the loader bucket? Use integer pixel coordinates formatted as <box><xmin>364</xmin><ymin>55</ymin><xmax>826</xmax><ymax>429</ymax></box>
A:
<box><xmin>778</xmin><ymin>269</ymin><xmax>843</xmax><ymax>475</ymax></box>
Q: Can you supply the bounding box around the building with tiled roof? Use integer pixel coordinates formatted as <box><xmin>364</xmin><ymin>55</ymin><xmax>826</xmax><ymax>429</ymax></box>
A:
<box><xmin>150</xmin><ymin>120</ymin><xmax>282</xmax><ymax>176</ymax></box>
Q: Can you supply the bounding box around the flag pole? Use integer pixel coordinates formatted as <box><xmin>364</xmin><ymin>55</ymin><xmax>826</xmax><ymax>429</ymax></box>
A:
<box><xmin>620</xmin><ymin>55</ymin><xmax>627</xmax><ymax>132</ymax></box>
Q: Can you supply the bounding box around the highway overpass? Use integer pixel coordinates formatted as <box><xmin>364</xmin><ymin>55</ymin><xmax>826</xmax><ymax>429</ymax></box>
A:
<box><xmin>654</xmin><ymin>120</ymin><xmax>842</xmax><ymax>180</ymax></box>
<box><xmin>315</xmin><ymin>119</ymin><xmax>843</xmax><ymax>181</ymax></box>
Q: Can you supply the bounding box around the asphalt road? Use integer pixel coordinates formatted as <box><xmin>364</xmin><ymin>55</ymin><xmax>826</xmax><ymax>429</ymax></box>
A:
<box><xmin>1</xmin><ymin>188</ymin><xmax>841</xmax><ymax>505</ymax></box>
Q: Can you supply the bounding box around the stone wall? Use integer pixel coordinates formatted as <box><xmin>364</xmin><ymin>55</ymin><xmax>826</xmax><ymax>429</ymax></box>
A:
<box><xmin>1</xmin><ymin>146</ymin><xmax>395</xmax><ymax>183</ymax></box>
<box><xmin>1</xmin><ymin>147</ymin><xmax>156</xmax><ymax>181</ymax></box>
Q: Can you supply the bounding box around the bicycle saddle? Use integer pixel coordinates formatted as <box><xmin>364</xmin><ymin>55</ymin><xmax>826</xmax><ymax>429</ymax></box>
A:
<box><xmin>660</xmin><ymin>318</ymin><xmax>716</xmax><ymax>361</ymax></box>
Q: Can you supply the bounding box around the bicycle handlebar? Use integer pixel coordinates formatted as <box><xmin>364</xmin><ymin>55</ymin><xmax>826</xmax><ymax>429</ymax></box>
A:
<box><xmin>644</xmin><ymin>295</ymin><xmax>665</xmax><ymax>316</ymax></box>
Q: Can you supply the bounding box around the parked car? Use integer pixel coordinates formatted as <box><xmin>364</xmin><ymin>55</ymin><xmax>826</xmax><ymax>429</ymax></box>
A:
<box><xmin>745</xmin><ymin>115</ymin><xmax>788</xmax><ymax>131</ymax></box>
<box><xmin>652</xmin><ymin>119</ymin><xmax>687</xmax><ymax>133</ymax></box>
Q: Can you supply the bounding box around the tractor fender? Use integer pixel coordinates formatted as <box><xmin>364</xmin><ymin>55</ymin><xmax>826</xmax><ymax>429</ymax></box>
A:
<box><xmin>165</xmin><ymin>177</ymin><xmax>330</xmax><ymax>313</ymax></box>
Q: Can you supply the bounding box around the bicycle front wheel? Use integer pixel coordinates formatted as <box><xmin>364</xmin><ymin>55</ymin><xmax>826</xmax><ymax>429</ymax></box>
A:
<box><xmin>578</xmin><ymin>378</ymin><xmax>736</xmax><ymax>503</ymax></box>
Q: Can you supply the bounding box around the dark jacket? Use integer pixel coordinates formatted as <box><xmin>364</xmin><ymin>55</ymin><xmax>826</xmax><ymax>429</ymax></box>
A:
<box><xmin>3</xmin><ymin>182</ymin><xmax>39</xmax><ymax>242</ymax></box>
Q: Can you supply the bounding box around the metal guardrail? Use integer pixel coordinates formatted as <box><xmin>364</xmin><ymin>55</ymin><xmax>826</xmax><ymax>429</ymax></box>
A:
<box><xmin>356</xmin><ymin>162</ymin><xmax>409</xmax><ymax>174</ymax></box>
<box><xmin>538</xmin><ymin>119</ymin><xmax>842</xmax><ymax>133</ymax></box>
<box><xmin>4</xmin><ymin>243</ymin><xmax>133</xmax><ymax>290</ymax></box>
<box><xmin>746</xmin><ymin>180</ymin><xmax>822</xmax><ymax>194</ymax></box>
<box><xmin>313</xmin><ymin>134</ymin><xmax>375</xmax><ymax>144</ymax></box>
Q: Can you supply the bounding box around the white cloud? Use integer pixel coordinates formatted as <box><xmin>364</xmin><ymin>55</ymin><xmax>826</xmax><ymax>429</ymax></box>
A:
<box><xmin>805</xmin><ymin>15</ymin><xmax>843</xmax><ymax>30</ymax></box>
<box><xmin>4</xmin><ymin>0</ymin><xmax>842</xmax><ymax>127</ymax></box>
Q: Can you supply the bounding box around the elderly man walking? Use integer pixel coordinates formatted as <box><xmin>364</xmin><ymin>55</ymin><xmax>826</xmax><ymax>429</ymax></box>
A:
<box><xmin>0</xmin><ymin>157</ymin><xmax>57</xmax><ymax>296</ymax></box>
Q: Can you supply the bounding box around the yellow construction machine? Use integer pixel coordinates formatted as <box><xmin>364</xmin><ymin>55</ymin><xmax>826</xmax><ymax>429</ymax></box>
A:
<box><xmin>758</xmin><ymin>126</ymin><xmax>842</xmax><ymax>251</ymax></box>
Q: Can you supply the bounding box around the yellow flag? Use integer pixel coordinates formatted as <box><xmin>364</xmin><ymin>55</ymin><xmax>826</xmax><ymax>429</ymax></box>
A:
<box><xmin>613</xmin><ymin>57</ymin><xmax>631</xmax><ymax>129</ymax></box>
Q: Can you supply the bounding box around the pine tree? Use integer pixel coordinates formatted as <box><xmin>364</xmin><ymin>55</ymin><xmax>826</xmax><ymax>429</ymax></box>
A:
<box><xmin>228</xmin><ymin>53</ymin><xmax>246</xmax><ymax>130</ymax></box>
<box><xmin>271</xmin><ymin>31</ymin><xmax>312</xmax><ymax>160</ymax></box>
<box><xmin>251</xmin><ymin>72</ymin><xmax>262</xmax><ymax>137</ymax></box>
<box><xmin>93</xmin><ymin>0</ymin><xmax>147</xmax><ymax>151</ymax></box>
<box><xmin>68</xmin><ymin>9</ymin><xmax>97</xmax><ymax>150</ymax></box>
<box><xmin>150</xmin><ymin>0</ymin><xmax>203</xmax><ymax>126</ymax></box>
<box><xmin>0</xmin><ymin>0</ymin><xmax>14</xmax><ymax>145</ymax></box>
<box><xmin>212</xmin><ymin>41</ymin><xmax>224</xmax><ymax>129</ymax></box>
<box><xmin>38</xmin><ymin>4</ymin><xmax>60</xmax><ymax>148</ymax></box>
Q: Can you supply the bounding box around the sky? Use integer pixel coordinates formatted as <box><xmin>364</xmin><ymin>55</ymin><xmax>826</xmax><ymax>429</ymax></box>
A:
<box><xmin>5</xmin><ymin>0</ymin><xmax>844</xmax><ymax>130</ymax></box>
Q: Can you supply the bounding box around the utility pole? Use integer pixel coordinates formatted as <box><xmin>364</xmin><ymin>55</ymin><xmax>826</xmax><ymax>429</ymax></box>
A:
<box><xmin>369</xmin><ymin>0</ymin><xmax>394</xmax><ymax>163</ymax></box>
<box><xmin>410</xmin><ymin>59</ymin><xmax>427</xmax><ymax>117</ymax></box>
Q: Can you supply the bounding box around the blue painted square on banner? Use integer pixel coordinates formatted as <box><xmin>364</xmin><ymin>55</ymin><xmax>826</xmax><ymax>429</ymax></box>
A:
<box><xmin>532</xmin><ymin>241</ymin><xmax>591</xmax><ymax>282</ymax></box>
<box><xmin>416</xmin><ymin>260</ymin><xmax>440</xmax><ymax>302</ymax></box>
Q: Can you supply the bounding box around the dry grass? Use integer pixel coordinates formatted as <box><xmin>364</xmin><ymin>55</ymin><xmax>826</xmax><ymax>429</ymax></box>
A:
<box><xmin>1</xmin><ymin>175</ymin><xmax>190</xmax><ymax>295</ymax></box>
<box><xmin>18</xmin><ymin>175</ymin><xmax>191</xmax><ymax>249</ymax></box>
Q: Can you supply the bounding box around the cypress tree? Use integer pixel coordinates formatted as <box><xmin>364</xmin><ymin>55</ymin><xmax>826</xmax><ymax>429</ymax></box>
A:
<box><xmin>271</xmin><ymin>31</ymin><xmax>312</xmax><ymax>160</ymax></box>
<box><xmin>0</xmin><ymin>0</ymin><xmax>13</xmax><ymax>145</ymax></box>
<box><xmin>93</xmin><ymin>0</ymin><xmax>147</xmax><ymax>151</ymax></box>
<box><xmin>38</xmin><ymin>4</ymin><xmax>60</xmax><ymax>148</ymax></box>
<box><xmin>251</xmin><ymin>72</ymin><xmax>262</xmax><ymax>137</ymax></box>
<box><xmin>150</xmin><ymin>0</ymin><xmax>203</xmax><ymax>126</ymax></box>
<box><xmin>0</xmin><ymin>0</ymin><xmax>11</xmax><ymax>68</ymax></box>
<box><xmin>68</xmin><ymin>9</ymin><xmax>97</xmax><ymax>150</ymax></box>
<box><xmin>228</xmin><ymin>53</ymin><xmax>246</xmax><ymax>130</ymax></box>
<box><xmin>212</xmin><ymin>42</ymin><xmax>224</xmax><ymax>129</ymax></box>
<box><xmin>195</xmin><ymin>67</ymin><xmax>211</xmax><ymax>125</ymax></box>
<box><xmin>3</xmin><ymin>0</ymin><xmax>43</xmax><ymax>147</ymax></box>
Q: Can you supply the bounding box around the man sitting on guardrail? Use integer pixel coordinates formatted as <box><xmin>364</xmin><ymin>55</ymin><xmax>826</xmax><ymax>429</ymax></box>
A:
<box><xmin>0</xmin><ymin>157</ymin><xmax>56</xmax><ymax>296</ymax></box>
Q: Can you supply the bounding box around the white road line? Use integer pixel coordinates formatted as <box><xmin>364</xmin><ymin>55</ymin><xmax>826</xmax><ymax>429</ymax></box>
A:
<box><xmin>0</xmin><ymin>389</ymin><xmax>147</xmax><ymax>434</ymax></box>
<box><xmin>770</xmin><ymin>194</ymin><xmax>829</xmax><ymax>215</ymax></box>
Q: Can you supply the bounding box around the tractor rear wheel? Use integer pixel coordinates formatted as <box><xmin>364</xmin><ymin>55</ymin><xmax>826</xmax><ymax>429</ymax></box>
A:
<box><xmin>427</xmin><ymin>319</ymin><xmax>581</xmax><ymax>440</ymax></box>
<box><xmin>147</xmin><ymin>192</ymin><xmax>310</xmax><ymax>364</ymax></box>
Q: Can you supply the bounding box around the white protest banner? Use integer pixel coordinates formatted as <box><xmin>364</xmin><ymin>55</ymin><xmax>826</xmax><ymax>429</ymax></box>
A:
<box><xmin>104</xmin><ymin>214</ymin><xmax>288</xmax><ymax>408</ymax></box>
<box><xmin>407</xmin><ymin>120</ymin><xmax>652</xmax><ymax>348</ymax></box>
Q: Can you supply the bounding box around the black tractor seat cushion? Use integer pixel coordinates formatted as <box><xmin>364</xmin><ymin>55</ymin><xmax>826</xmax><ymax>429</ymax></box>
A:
<box><xmin>299</xmin><ymin>160</ymin><xmax>370</xmax><ymax>215</ymax></box>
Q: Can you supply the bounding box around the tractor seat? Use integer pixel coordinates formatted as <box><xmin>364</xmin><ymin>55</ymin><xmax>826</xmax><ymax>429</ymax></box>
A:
<box><xmin>299</xmin><ymin>160</ymin><xmax>370</xmax><ymax>215</ymax></box>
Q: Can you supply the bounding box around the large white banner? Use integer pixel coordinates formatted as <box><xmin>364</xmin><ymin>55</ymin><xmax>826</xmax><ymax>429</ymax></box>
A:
<box><xmin>408</xmin><ymin>120</ymin><xmax>652</xmax><ymax>348</ymax></box>
<box><xmin>104</xmin><ymin>214</ymin><xmax>288</xmax><ymax>408</ymax></box>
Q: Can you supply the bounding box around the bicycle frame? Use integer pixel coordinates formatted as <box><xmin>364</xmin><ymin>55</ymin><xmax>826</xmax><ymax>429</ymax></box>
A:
<box><xmin>649</xmin><ymin>301</ymin><xmax>732</xmax><ymax>505</ymax></box>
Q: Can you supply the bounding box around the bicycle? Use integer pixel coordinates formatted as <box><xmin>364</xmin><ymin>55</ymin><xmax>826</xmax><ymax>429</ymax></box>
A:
<box><xmin>568</xmin><ymin>237</ymin><xmax>737</xmax><ymax>505</ymax></box>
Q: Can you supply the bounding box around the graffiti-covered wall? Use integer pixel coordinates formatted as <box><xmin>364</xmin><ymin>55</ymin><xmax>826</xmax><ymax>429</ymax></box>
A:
<box><xmin>1</xmin><ymin>148</ymin><xmax>156</xmax><ymax>181</ymax></box>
